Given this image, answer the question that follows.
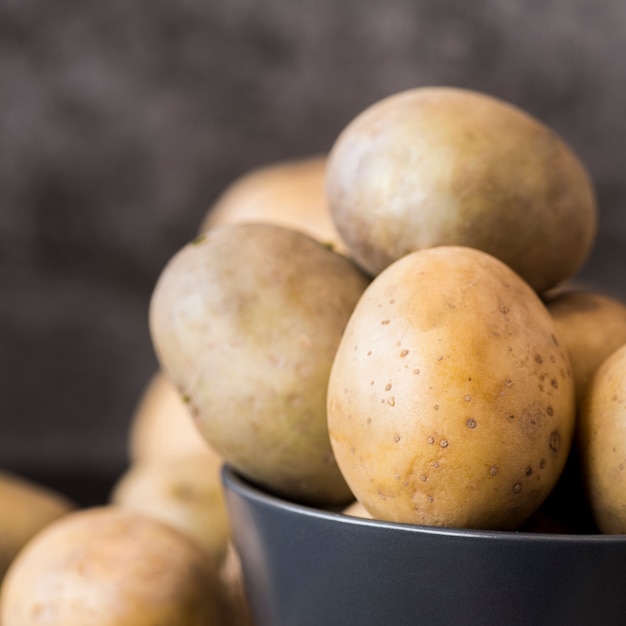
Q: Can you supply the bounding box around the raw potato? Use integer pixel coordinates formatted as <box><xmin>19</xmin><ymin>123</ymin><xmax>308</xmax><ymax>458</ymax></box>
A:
<box><xmin>326</xmin><ymin>86</ymin><xmax>597</xmax><ymax>293</ymax></box>
<box><xmin>128</xmin><ymin>371</ymin><xmax>220</xmax><ymax>464</ymax></box>
<box><xmin>578</xmin><ymin>343</ymin><xmax>626</xmax><ymax>533</ymax></box>
<box><xmin>545</xmin><ymin>290</ymin><xmax>626</xmax><ymax>405</ymax></box>
<box><xmin>327</xmin><ymin>246</ymin><xmax>576</xmax><ymax>530</ymax></box>
<box><xmin>111</xmin><ymin>453</ymin><xmax>230</xmax><ymax>564</ymax></box>
<box><xmin>343</xmin><ymin>500</ymin><xmax>372</xmax><ymax>519</ymax></box>
<box><xmin>200</xmin><ymin>155</ymin><xmax>346</xmax><ymax>253</ymax></box>
<box><xmin>0</xmin><ymin>470</ymin><xmax>75</xmax><ymax>580</ymax></box>
<box><xmin>149</xmin><ymin>222</ymin><xmax>370</xmax><ymax>506</ymax></box>
<box><xmin>219</xmin><ymin>543</ymin><xmax>255</xmax><ymax>626</ymax></box>
<box><xmin>0</xmin><ymin>506</ymin><xmax>229</xmax><ymax>626</ymax></box>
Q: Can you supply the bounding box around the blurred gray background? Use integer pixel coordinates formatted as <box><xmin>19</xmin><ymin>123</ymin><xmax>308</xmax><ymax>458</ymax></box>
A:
<box><xmin>1</xmin><ymin>0</ymin><xmax>625</xmax><ymax>503</ymax></box>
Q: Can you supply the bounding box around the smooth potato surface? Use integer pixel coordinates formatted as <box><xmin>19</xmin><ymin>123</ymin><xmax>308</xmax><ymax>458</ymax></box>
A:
<box><xmin>111</xmin><ymin>453</ymin><xmax>230</xmax><ymax>564</ymax></box>
<box><xmin>0</xmin><ymin>471</ymin><xmax>75</xmax><ymax>581</ymax></box>
<box><xmin>128</xmin><ymin>371</ymin><xmax>220</xmax><ymax>464</ymax></box>
<box><xmin>327</xmin><ymin>246</ymin><xmax>576</xmax><ymax>530</ymax></box>
<box><xmin>200</xmin><ymin>155</ymin><xmax>346</xmax><ymax>253</ymax></box>
<box><xmin>326</xmin><ymin>87</ymin><xmax>597</xmax><ymax>293</ymax></box>
<box><xmin>0</xmin><ymin>506</ymin><xmax>228</xmax><ymax>625</ymax></box>
<box><xmin>545</xmin><ymin>290</ymin><xmax>626</xmax><ymax>406</ymax></box>
<box><xmin>578</xmin><ymin>343</ymin><xmax>626</xmax><ymax>533</ymax></box>
<box><xmin>149</xmin><ymin>223</ymin><xmax>369</xmax><ymax>505</ymax></box>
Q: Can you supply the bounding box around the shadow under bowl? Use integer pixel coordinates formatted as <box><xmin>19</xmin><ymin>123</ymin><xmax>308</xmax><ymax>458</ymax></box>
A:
<box><xmin>222</xmin><ymin>465</ymin><xmax>626</xmax><ymax>626</ymax></box>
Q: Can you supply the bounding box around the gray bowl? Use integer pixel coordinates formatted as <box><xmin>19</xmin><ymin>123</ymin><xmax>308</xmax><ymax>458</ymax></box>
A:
<box><xmin>222</xmin><ymin>465</ymin><xmax>626</xmax><ymax>626</ymax></box>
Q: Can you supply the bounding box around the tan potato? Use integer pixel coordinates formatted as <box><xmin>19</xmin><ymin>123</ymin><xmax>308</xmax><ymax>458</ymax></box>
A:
<box><xmin>128</xmin><ymin>371</ymin><xmax>220</xmax><ymax>464</ymax></box>
<box><xmin>327</xmin><ymin>246</ymin><xmax>576</xmax><ymax>530</ymax></box>
<box><xmin>545</xmin><ymin>290</ymin><xmax>626</xmax><ymax>406</ymax></box>
<box><xmin>578</xmin><ymin>343</ymin><xmax>626</xmax><ymax>533</ymax></box>
<box><xmin>0</xmin><ymin>506</ymin><xmax>229</xmax><ymax>625</ymax></box>
<box><xmin>326</xmin><ymin>86</ymin><xmax>597</xmax><ymax>293</ymax></box>
<box><xmin>110</xmin><ymin>453</ymin><xmax>230</xmax><ymax>564</ymax></box>
<box><xmin>219</xmin><ymin>543</ymin><xmax>255</xmax><ymax>626</ymax></box>
<box><xmin>149</xmin><ymin>223</ymin><xmax>369</xmax><ymax>506</ymax></box>
<box><xmin>342</xmin><ymin>500</ymin><xmax>372</xmax><ymax>519</ymax></box>
<box><xmin>200</xmin><ymin>155</ymin><xmax>346</xmax><ymax>253</ymax></box>
<box><xmin>0</xmin><ymin>470</ymin><xmax>75</xmax><ymax>580</ymax></box>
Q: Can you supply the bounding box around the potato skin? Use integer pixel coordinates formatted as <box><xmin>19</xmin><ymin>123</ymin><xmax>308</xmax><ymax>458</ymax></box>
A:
<box><xmin>0</xmin><ymin>507</ymin><xmax>228</xmax><ymax>626</ymax></box>
<box><xmin>200</xmin><ymin>154</ymin><xmax>346</xmax><ymax>253</ymax></box>
<box><xmin>111</xmin><ymin>454</ymin><xmax>230</xmax><ymax>564</ymax></box>
<box><xmin>327</xmin><ymin>246</ymin><xmax>576</xmax><ymax>530</ymax></box>
<box><xmin>326</xmin><ymin>87</ymin><xmax>597</xmax><ymax>293</ymax></box>
<box><xmin>128</xmin><ymin>371</ymin><xmax>220</xmax><ymax>464</ymax></box>
<box><xmin>578</xmin><ymin>344</ymin><xmax>626</xmax><ymax>533</ymax></box>
<box><xmin>0</xmin><ymin>471</ymin><xmax>75</xmax><ymax>581</ymax></box>
<box><xmin>545</xmin><ymin>290</ymin><xmax>626</xmax><ymax>406</ymax></box>
<box><xmin>149</xmin><ymin>223</ymin><xmax>369</xmax><ymax>505</ymax></box>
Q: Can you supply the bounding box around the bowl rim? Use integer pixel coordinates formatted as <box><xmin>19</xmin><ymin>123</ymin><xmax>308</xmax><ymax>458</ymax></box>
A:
<box><xmin>222</xmin><ymin>464</ymin><xmax>626</xmax><ymax>544</ymax></box>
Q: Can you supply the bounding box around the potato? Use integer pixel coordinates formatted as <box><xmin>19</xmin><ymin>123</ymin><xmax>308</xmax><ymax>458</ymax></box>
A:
<box><xmin>219</xmin><ymin>543</ymin><xmax>255</xmax><ymax>626</ymax></box>
<box><xmin>342</xmin><ymin>500</ymin><xmax>372</xmax><ymax>519</ymax></box>
<box><xmin>545</xmin><ymin>290</ymin><xmax>626</xmax><ymax>406</ymax></box>
<box><xmin>0</xmin><ymin>506</ymin><xmax>229</xmax><ymax>625</ymax></box>
<box><xmin>200</xmin><ymin>154</ymin><xmax>346</xmax><ymax>253</ymax></box>
<box><xmin>149</xmin><ymin>222</ymin><xmax>370</xmax><ymax>505</ymax></box>
<box><xmin>0</xmin><ymin>470</ymin><xmax>75</xmax><ymax>580</ymax></box>
<box><xmin>326</xmin><ymin>86</ymin><xmax>597</xmax><ymax>293</ymax></box>
<box><xmin>327</xmin><ymin>246</ymin><xmax>576</xmax><ymax>530</ymax></box>
<box><xmin>578</xmin><ymin>343</ymin><xmax>626</xmax><ymax>533</ymax></box>
<box><xmin>111</xmin><ymin>453</ymin><xmax>230</xmax><ymax>564</ymax></box>
<box><xmin>128</xmin><ymin>371</ymin><xmax>220</xmax><ymax>464</ymax></box>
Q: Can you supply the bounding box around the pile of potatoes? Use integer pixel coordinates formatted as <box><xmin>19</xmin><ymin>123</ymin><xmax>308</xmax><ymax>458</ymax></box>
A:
<box><xmin>2</xmin><ymin>85</ymin><xmax>626</xmax><ymax>624</ymax></box>
<box><xmin>0</xmin><ymin>373</ymin><xmax>255</xmax><ymax>626</ymax></box>
<box><xmin>149</xmin><ymin>86</ymin><xmax>626</xmax><ymax>535</ymax></box>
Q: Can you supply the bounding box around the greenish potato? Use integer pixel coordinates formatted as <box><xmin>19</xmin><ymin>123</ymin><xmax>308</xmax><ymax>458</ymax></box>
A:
<box><xmin>326</xmin><ymin>87</ymin><xmax>597</xmax><ymax>294</ymax></box>
<box><xmin>327</xmin><ymin>246</ymin><xmax>576</xmax><ymax>530</ymax></box>
<box><xmin>149</xmin><ymin>223</ymin><xmax>369</xmax><ymax>506</ymax></box>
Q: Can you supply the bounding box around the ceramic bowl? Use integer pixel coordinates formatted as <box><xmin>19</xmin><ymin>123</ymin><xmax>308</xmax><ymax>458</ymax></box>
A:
<box><xmin>222</xmin><ymin>465</ymin><xmax>626</xmax><ymax>626</ymax></box>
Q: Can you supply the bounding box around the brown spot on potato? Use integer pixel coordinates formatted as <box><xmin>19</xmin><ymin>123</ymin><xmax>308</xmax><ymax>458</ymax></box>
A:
<box><xmin>393</xmin><ymin>435</ymin><xmax>401</xmax><ymax>443</ymax></box>
<box><xmin>385</xmin><ymin>383</ymin><xmax>392</xmax><ymax>391</ymax></box>
<box><xmin>466</xmin><ymin>418</ymin><xmax>477</xmax><ymax>429</ymax></box>
<box><xmin>464</xmin><ymin>394</ymin><xmax>472</xmax><ymax>402</ymax></box>
<box><xmin>513</xmin><ymin>483</ymin><xmax>523</xmax><ymax>493</ymax></box>
<box><xmin>490</xmin><ymin>465</ymin><xmax>498</xmax><ymax>476</ymax></box>
<box><xmin>549</xmin><ymin>431</ymin><xmax>561</xmax><ymax>452</ymax></box>
<box><xmin>400</xmin><ymin>349</ymin><xmax>409</xmax><ymax>358</ymax></box>
<box><xmin>381</xmin><ymin>320</ymin><xmax>391</xmax><ymax>325</ymax></box>
<box><xmin>427</xmin><ymin>436</ymin><xmax>435</xmax><ymax>445</ymax></box>
<box><xmin>440</xmin><ymin>439</ymin><xmax>449</xmax><ymax>448</ymax></box>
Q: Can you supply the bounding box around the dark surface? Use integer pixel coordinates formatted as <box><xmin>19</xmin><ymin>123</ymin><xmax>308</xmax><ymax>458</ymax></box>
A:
<box><xmin>1</xmin><ymin>0</ymin><xmax>626</xmax><ymax>502</ymax></box>
<box><xmin>223</xmin><ymin>466</ymin><xmax>626</xmax><ymax>626</ymax></box>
